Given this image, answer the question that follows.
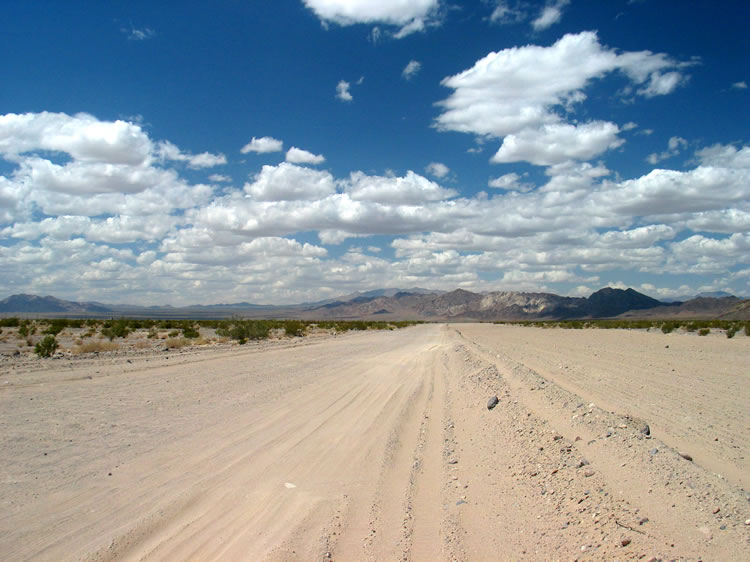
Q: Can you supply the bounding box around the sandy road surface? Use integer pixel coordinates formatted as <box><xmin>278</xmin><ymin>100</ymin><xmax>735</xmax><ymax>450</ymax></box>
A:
<box><xmin>1</xmin><ymin>324</ymin><xmax>748</xmax><ymax>560</ymax></box>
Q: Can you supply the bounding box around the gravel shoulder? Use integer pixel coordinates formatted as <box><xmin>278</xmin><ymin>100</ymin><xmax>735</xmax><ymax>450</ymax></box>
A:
<box><xmin>0</xmin><ymin>323</ymin><xmax>748</xmax><ymax>560</ymax></box>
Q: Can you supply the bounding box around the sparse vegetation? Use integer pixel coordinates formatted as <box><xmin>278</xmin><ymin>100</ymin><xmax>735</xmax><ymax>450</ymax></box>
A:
<box><xmin>35</xmin><ymin>335</ymin><xmax>58</xmax><ymax>357</ymax></box>
<box><xmin>2</xmin><ymin>317</ymin><xmax>422</xmax><ymax>359</ymax></box>
<box><xmin>101</xmin><ymin>318</ymin><xmax>131</xmax><ymax>340</ymax></box>
<box><xmin>165</xmin><ymin>337</ymin><xmax>190</xmax><ymax>349</ymax></box>
<box><xmin>73</xmin><ymin>340</ymin><xmax>119</xmax><ymax>354</ymax></box>
<box><xmin>499</xmin><ymin>318</ymin><xmax>746</xmax><ymax>337</ymax></box>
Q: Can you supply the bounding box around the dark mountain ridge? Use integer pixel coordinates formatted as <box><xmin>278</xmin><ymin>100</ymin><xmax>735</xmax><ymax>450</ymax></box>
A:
<box><xmin>1</xmin><ymin>288</ymin><xmax>746</xmax><ymax>321</ymax></box>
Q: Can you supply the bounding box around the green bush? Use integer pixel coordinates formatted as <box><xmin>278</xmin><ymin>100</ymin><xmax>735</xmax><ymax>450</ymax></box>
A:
<box><xmin>180</xmin><ymin>321</ymin><xmax>200</xmax><ymax>338</ymax></box>
<box><xmin>35</xmin><ymin>335</ymin><xmax>58</xmax><ymax>357</ymax></box>
<box><xmin>0</xmin><ymin>317</ymin><xmax>20</xmax><ymax>327</ymax></box>
<box><xmin>283</xmin><ymin>320</ymin><xmax>306</xmax><ymax>337</ymax></box>
<box><xmin>101</xmin><ymin>318</ymin><xmax>130</xmax><ymax>340</ymax></box>
<box><xmin>698</xmin><ymin>328</ymin><xmax>710</xmax><ymax>336</ymax></box>
<box><xmin>44</xmin><ymin>318</ymin><xmax>69</xmax><ymax>336</ymax></box>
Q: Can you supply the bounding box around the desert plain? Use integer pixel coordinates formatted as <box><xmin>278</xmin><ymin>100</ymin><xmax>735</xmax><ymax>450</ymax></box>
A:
<box><xmin>1</xmin><ymin>323</ymin><xmax>749</xmax><ymax>561</ymax></box>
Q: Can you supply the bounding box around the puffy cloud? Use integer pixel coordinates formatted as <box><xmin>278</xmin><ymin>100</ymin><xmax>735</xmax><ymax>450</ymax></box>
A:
<box><xmin>488</xmin><ymin>172</ymin><xmax>533</xmax><ymax>192</ymax></box>
<box><xmin>402</xmin><ymin>60</ymin><xmax>422</xmax><ymax>80</ymax></box>
<box><xmin>731</xmin><ymin>81</ymin><xmax>748</xmax><ymax>90</ymax></box>
<box><xmin>492</xmin><ymin>122</ymin><xmax>624</xmax><ymax>165</ymax></box>
<box><xmin>646</xmin><ymin>136</ymin><xmax>687</xmax><ymax>164</ymax></box>
<box><xmin>336</xmin><ymin>80</ymin><xmax>353</xmax><ymax>101</ymax></box>
<box><xmin>244</xmin><ymin>162</ymin><xmax>336</xmax><ymax>201</ymax></box>
<box><xmin>435</xmin><ymin>32</ymin><xmax>689</xmax><ymax>166</ymax></box>
<box><xmin>303</xmin><ymin>0</ymin><xmax>440</xmax><ymax>37</ymax></box>
<box><xmin>286</xmin><ymin>146</ymin><xmax>326</xmax><ymax>165</ymax></box>
<box><xmin>594</xmin><ymin>164</ymin><xmax>750</xmax><ymax>217</ymax></box>
<box><xmin>697</xmin><ymin>144</ymin><xmax>750</xmax><ymax>168</ymax></box>
<box><xmin>531</xmin><ymin>0</ymin><xmax>570</xmax><ymax>31</ymax></box>
<box><xmin>208</xmin><ymin>174</ymin><xmax>232</xmax><ymax>183</ymax></box>
<box><xmin>346</xmin><ymin>170</ymin><xmax>456</xmax><ymax>204</ymax></box>
<box><xmin>425</xmin><ymin>162</ymin><xmax>449</xmax><ymax>178</ymax></box>
<box><xmin>0</xmin><ymin>111</ymin><xmax>153</xmax><ymax>165</ymax></box>
<box><xmin>157</xmin><ymin>140</ymin><xmax>226</xmax><ymax>168</ymax></box>
<box><xmin>241</xmin><ymin>136</ymin><xmax>283</xmax><ymax>154</ymax></box>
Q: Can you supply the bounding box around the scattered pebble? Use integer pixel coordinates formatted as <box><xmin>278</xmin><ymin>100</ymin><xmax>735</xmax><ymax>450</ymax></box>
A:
<box><xmin>583</xmin><ymin>469</ymin><xmax>595</xmax><ymax>477</ymax></box>
<box><xmin>640</xmin><ymin>424</ymin><xmax>651</xmax><ymax>436</ymax></box>
<box><xmin>620</xmin><ymin>538</ymin><xmax>631</xmax><ymax>547</ymax></box>
<box><xmin>679</xmin><ymin>452</ymin><xmax>693</xmax><ymax>461</ymax></box>
<box><xmin>487</xmin><ymin>396</ymin><xmax>499</xmax><ymax>410</ymax></box>
<box><xmin>712</xmin><ymin>506</ymin><xmax>720</xmax><ymax>514</ymax></box>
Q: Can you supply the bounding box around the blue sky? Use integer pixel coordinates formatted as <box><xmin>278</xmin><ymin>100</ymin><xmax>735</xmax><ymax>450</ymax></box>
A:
<box><xmin>1</xmin><ymin>0</ymin><xmax>749</xmax><ymax>305</ymax></box>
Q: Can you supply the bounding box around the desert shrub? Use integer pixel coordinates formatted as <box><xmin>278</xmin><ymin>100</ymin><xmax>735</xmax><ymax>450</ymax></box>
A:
<box><xmin>726</xmin><ymin>327</ymin><xmax>737</xmax><ymax>338</ymax></box>
<box><xmin>18</xmin><ymin>320</ymin><xmax>36</xmax><ymax>338</ymax></box>
<box><xmin>0</xmin><ymin>317</ymin><xmax>20</xmax><ymax>327</ymax></box>
<box><xmin>44</xmin><ymin>318</ymin><xmax>69</xmax><ymax>336</ymax></box>
<box><xmin>698</xmin><ymin>328</ymin><xmax>710</xmax><ymax>336</ymax></box>
<box><xmin>102</xmin><ymin>318</ymin><xmax>130</xmax><ymax>340</ymax></box>
<box><xmin>745</xmin><ymin>323</ymin><xmax>750</xmax><ymax>337</ymax></box>
<box><xmin>168</xmin><ymin>330</ymin><xmax>180</xmax><ymax>338</ymax></box>
<box><xmin>165</xmin><ymin>337</ymin><xmax>189</xmax><ymax>349</ymax></box>
<box><xmin>661</xmin><ymin>322</ymin><xmax>677</xmax><ymax>334</ymax></box>
<box><xmin>73</xmin><ymin>340</ymin><xmax>119</xmax><ymax>354</ymax></box>
<box><xmin>283</xmin><ymin>320</ymin><xmax>306</xmax><ymax>337</ymax></box>
<box><xmin>180</xmin><ymin>321</ymin><xmax>200</xmax><ymax>339</ymax></box>
<box><xmin>35</xmin><ymin>335</ymin><xmax>58</xmax><ymax>358</ymax></box>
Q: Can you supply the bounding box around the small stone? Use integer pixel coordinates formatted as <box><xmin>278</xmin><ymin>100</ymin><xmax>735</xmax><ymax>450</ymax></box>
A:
<box><xmin>649</xmin><ymin>448</ymin><xmax>659</xmax><ymax>456</ymax></box>
<box><xmin>745</xmin><ymin>519</ymin><xmax>750</xmax><ymax>526</ymax></box>
<box><xmin>578</xmin><ymin>458</ymin><xmax>590</xmax><ymax>467</ymax></box>
<box><xmin>448</xmin><ymin>459</ymin><xmax>458</xmax><ymax>465</ymax></box>
<box><xmin>620</xmin><ymin>538</ymin><xmax>631</xmax><ymax>547</ymax></box>
<box><xmin>487</xmin><ymin>396</ymin><xmax>499</xmax><ymax>410</ymax></box>
<box><xmin>638</xmin><ymin>517</ymin><xmax>649</xmax><ymax>525</ymax></box>
<box><xmin>641</xmin><ymin>424</ymin><xmax>651</xmax><ymax>436</ymax></box>
<box><xmin>712</xmin><ymin>506</ymin><xmax>720</xmax><ymax>514</ymax></box>
<box><xmin>584</xmin><ymin>469</ymin><xmax>595</xmax><ymax>477</ymax></box>
<box><xmin>679</xmin><ymin>452</ymin><xmax>693</xmax><ymax>461</ymax></box>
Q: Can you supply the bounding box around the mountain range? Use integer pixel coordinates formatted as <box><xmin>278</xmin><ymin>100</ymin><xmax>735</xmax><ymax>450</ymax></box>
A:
<box><xmin>1</xmin><ymin>288</ymin><xmax>747</xmax><ymax>321</ymax></box>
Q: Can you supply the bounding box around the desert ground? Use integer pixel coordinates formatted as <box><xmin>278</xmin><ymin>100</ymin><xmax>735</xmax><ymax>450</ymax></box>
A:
<box><xmin>1</xmin><ymin>323</ymin><xmax>748</xmax><ymax>561</ymax></box>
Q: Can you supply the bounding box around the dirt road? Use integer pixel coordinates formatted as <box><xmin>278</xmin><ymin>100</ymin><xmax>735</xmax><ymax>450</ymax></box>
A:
<box><xmin>1</xmin><ymin>324</ymin><xmax>748</xmax><ymax>560</ymax></box>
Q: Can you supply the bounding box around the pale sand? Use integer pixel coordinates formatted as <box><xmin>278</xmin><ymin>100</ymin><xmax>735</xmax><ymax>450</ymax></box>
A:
<box><xmin>1</xmin><ymin>324</ymin><xmax>748</xmax><ymax>560</ymax></box>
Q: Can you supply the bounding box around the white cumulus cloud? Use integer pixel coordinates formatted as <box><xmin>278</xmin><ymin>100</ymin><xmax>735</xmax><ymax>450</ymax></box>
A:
<box><xmin>435</xmin><ymin>32</ymin><xmax>690</xmax><ymax>166</ymax></box>
<box><xmin>244</xmin><ymin>162</ymin><xmax>336</xmax><ymax>201</ymax></box>
<box><xmin>286</xmin><ymin>147</ymin><xmax>326</xmax><ymax>165</ymax></box>
<box><xmin>303</xmin><ymin>0</ymin><xmax>440</xmax><ymax>37</ymax></box>
<box><xmin>241</xmin><ymin>136</ymin><xmax>284</xmax><ymax>154</ymax></box>
<box><xmin>336</xmin><ymin>80</ymin><xmax>353</xmax><ymax>101</ymax></box>
<box><xmin>425</xmin><ymin>162</ymin><xmax>450</xmax><ymax>178</ymax></box>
